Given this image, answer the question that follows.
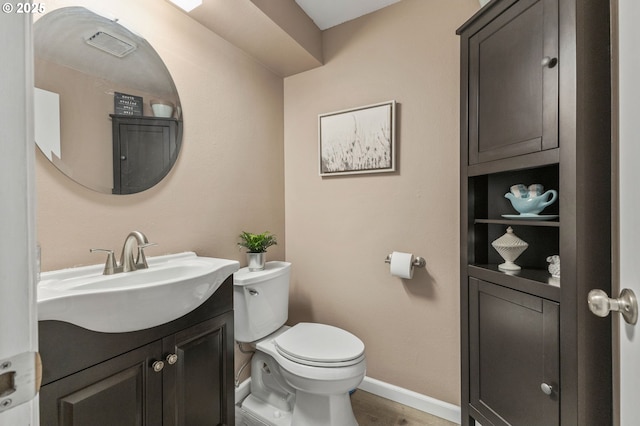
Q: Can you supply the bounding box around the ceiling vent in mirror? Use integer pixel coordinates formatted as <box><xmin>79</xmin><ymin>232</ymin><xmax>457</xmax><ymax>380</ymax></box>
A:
<box><xmin>85</xmin><ymin>30</ymin><xmax>136</xmax><ymax>58</ymax></box>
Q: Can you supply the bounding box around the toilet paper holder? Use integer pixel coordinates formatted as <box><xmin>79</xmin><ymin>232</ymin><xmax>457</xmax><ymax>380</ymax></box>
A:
<box><xmin>384</xmin><ymin>254</ymin><xmax>426</xmax><ymax>268</ymax></box>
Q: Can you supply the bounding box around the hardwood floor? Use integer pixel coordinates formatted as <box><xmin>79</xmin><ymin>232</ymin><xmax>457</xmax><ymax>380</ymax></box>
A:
<box><xmin>236</xmin><ymin>389</ymin><xmax>459</xmax><ymax>425</ymax></box>
<box><xmin>351</xmin><ymin>390</ymin><xmax>458</xmax><ymax>426</ymax></box>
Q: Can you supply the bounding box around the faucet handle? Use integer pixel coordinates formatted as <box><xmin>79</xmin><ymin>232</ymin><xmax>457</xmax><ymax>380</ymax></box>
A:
<box><xmin>90</xmin><ymin>248</ymin><xmax>118</xmax><ymax>275</ymax></box>
<box><xmin>136</xmin><ymin>242</ymin><xmax>157</xmax><ymax>269</ymax></box>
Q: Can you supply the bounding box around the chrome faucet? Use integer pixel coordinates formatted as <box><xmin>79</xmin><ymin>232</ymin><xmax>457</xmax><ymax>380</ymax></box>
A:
<box><xmin>91</xmin><ymin>231</ymin><xmax>156</xmax><ymax>275</ymax></box>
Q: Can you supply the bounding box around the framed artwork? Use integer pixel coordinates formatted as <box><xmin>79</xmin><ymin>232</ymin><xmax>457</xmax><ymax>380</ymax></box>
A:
<box><xmin>319</xmin><ymin>100</ymin><xmax>396</xmax><ymax>176</ymax></box>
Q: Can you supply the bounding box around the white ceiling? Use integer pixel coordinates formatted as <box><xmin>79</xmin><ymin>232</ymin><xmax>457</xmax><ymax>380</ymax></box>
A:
<box><xmin>294</xmin><ymin>0</ymin><xmax>402</xmax><ymax>30</ymax></box>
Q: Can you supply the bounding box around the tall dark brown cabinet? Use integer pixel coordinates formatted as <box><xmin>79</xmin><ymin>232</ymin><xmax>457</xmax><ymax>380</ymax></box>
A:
<box><xmin>457</xmin><ymin>0</ymin><xmax>612</xmax><ymax>425</ymax></box>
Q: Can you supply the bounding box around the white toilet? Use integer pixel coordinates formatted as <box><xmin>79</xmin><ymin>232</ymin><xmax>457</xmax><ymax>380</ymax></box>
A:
<box><xmin>234</xmin><ymin>261</ymin><xmax>366</xmax><ymax>426</ymax></box>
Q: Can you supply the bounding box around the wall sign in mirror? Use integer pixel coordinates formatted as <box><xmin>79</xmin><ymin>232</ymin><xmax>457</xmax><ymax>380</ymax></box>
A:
<box><xmin>34</xmin><ymin>6</ymin><xmax>183</xmax><ymax>194</ymax></box>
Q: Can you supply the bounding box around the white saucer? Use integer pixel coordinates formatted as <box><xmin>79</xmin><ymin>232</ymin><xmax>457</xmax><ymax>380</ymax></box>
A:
<box><xmin>502</xmin><ymin>214</ymin><xmax>559</xmax><ymax>221</ymax></box>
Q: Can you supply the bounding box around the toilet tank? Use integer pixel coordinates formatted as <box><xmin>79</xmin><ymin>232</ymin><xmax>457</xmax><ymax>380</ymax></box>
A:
<box><xmin>233</xmin><ymin>261</ymin><xmax>291</xmax><ymax>342</ymax></box>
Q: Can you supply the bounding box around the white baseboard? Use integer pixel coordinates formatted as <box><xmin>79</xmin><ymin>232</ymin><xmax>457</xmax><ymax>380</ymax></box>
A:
<box><xmin>235</xmin><ymin>378</ymin><xmax>252</xmax><ymax>404</ymax></box>
<box><xmin>357</xmin><ymin>376</ymin><xmax>461</xmax><ymax>424</ymax></box>
<box><xmin>235</xmin><ymin>376</ymin><xmax>461</xmax><ymax>424</ymax></box>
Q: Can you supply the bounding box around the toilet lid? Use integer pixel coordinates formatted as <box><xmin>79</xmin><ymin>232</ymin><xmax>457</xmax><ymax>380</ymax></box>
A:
<box><xmin>274</xmin><ymin>323</ymin><xmax>365</xmax><ymax>366</ymax></box>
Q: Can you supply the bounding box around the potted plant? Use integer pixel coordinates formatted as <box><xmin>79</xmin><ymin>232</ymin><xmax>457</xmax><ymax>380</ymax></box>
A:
<box><xmin>238</xmin><ymin>231</ymin><xmax>277</xmax><ymax>271</ymax></box>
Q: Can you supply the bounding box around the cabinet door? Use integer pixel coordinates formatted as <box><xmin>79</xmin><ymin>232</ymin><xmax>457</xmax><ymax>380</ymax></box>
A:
<box><xmin>112</xmin><ymin>118</ymin><xmax>178</xmax><ymax>194</ymax></box>
<box><xmin>162</xmin><ymin>312</ymin><xmax>234</xmax><ymax>426</ymax></box>
<box><xmin>39</xmin><ymin>342</ymin><xmax>163</xmax><ymax>426</ymax></box>
<box><xmin>468</xmin><ymin>0</ymin><xmax>558</xmax><ymax>164</ymax></box>
<box><xmin>469</xmin><ymin>278</ymin><xmax>559</xmax><ymax>426</ymax></box>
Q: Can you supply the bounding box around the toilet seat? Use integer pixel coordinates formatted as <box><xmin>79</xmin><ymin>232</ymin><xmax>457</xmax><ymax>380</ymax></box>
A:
<box><xmin>274</xmin><ymin>323</ymin><xmax>365</xmax><ymax>368</ymax></box>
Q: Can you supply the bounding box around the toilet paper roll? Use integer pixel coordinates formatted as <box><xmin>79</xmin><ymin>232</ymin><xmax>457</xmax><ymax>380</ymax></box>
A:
<box><xmin>389</xmin><ymin>251</ymin><xmax>414</xmax><ymax>279</ymax></box>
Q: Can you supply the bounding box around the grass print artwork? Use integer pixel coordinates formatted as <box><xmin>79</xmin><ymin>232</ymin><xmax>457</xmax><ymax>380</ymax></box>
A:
<box><xmin>319</xmin><ymin>101</ymin><xmax>396</xmax><ymax>176</ymax></box>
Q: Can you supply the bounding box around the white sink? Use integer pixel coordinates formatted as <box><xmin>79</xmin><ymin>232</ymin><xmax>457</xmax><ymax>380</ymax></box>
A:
<box><xmin>38</xmin><ymin>252</ymin><xmax>239</xmax><ymax>333</ymax></box>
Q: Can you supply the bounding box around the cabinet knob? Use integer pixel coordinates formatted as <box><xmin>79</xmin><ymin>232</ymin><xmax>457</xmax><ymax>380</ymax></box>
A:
<box><xmin>166</xmin><ymin>353</ymin><xmax>178</xmax><ymax>365</ymax></box>
<box><xmin>120</xmin><ymin>155</ymin><xmax>127</xmax><ymax>160</ymax></box>
<box><xmin>541</xmin><ymin>382</ymin><xmax>553</xmax><ymax>395</ymax></box>
<box><xmin>152</xmin><ymin>360</ymin><xmax>165</xmax><ymax>372</ymax></box>
<box><xmin>541</xmin><ymin>56</ymin><xmax>558</xmax><ymax>68</ymax></box>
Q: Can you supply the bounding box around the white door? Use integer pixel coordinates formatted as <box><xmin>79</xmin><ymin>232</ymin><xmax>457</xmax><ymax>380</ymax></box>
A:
<box><xmin>617</xmin><ymin>0</ymin><xmax>639</xmax><ymax>424</ymax></box>
<box><xmin>0</xmin><ymin>7</ymin><xmax>39</xmax><ymax>426</ymax></box>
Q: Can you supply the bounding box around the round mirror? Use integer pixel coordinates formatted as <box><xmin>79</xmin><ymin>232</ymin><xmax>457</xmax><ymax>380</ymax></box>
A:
<box><xmin>34</xmin><ymin>6</ymin><xmax>183</xmax><ymax>194</ymax></box>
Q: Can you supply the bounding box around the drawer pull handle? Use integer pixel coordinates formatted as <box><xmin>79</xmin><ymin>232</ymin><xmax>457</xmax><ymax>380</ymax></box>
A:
<box><xmin>541</xmin><ymin>56</ymin><xmax>558</xmax><ymax>68</ymax></box>
<box><xmin>152</xmin><ymin>360</ymin><xmax>164</xmax><ymax>373</ymax></box>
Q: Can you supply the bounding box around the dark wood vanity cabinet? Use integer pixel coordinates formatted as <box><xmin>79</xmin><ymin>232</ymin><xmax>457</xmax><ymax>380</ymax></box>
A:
<box><xmin>458</xmin><ymin>0</ymin><xmax>611</xmax><ymax>425</ymax></box>
<box><xmin>40</xmin><ymin>341</ymin><xmax>163</xmax><ymax>426</ymax></box>
<box><xmin>39</xmin><ymin>277</ymin><xmax>235</xmax><ymax>426</ymax></box>
<box><xmin>163</xmin><ymin>315</ymin><xmax>231</xmax><ymax>425</ymax></box>
<box><xmin>110</xmin><ymin>115</ymin><xmax>181</xmax><ymax>195</ymax></box>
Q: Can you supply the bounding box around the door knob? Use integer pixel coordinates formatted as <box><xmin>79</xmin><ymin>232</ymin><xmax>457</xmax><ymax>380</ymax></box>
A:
<box><xmin>588</xmin><ymin>288</ymin><xmax>638</xmax><ymax>325</ymax></box>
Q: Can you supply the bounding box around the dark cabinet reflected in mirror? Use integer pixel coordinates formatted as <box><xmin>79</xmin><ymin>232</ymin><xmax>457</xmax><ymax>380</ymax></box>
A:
<box><xmin>111</xmin><ymin>115</ymin><xmax>181</xmax><ymax>194</ymax></box>
<box><xmin>34</xmin><ymin>6</ymin><xmax>183</xmax><ymax>194</ymax></box>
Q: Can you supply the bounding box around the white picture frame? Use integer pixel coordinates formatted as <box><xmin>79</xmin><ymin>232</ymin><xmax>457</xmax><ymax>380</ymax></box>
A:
<box><xmin>319</xmin><ymin>100</ymin><xmax>396</xmax><ymax>176</ymax></box>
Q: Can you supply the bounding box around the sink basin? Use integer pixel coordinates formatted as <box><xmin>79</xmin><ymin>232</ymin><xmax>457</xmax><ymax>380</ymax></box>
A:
<box><xmin>38</xmin><ymin>252</ymin><xmax>239</xmax><ymax>333</ymax></box>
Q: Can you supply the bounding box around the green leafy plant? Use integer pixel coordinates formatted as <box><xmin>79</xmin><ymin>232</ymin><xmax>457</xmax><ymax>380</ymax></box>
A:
<box><xmin>238</xmin><ymin>231</ymin><xmax>277</xmax><ymax>253</ymax></box>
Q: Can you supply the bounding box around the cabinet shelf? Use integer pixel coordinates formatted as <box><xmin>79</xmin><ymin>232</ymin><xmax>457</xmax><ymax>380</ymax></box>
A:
<box><xmin>467</xmin><ymin>148</ymin><xmax>560</xmax><ymax>177</ymax></box>
<box><xmin>472</xmin><ymin>222</ymin><xmax>559</xmax><ymax>272</ymax></box>
<box><xmin>468</xmin><ymin>264</ymin><xmax>560</xmax><ymax>302</ymax></box>
<box><xmin>110</xmin><ymin>114</ymin><xmax>181</xmax><ymax>123</ymax></box>
<box><xmin>475</xmin><ymin>218</ymin><xmax>559</xmax><ymax>227</ymax></box>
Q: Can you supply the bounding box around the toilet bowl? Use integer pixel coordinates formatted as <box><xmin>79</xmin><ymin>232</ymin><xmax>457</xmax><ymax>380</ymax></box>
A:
<box><xmin>234</xmin><ymin>262</ymin><xmax>366</xmax><ymax>426</ymax></box>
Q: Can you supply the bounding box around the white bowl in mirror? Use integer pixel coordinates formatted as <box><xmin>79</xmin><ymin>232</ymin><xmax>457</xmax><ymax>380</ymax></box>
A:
<box><xmin>151</xmin><ymin>100</ymin><xmax>174</xmax><ymax>118</ymax></box>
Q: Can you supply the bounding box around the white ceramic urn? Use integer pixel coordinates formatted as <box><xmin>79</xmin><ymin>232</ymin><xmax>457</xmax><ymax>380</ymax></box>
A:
<box><xmin>491</xmin><ymin>227</ymin><xmax>529</xmax><ymax>271</ymax></box>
